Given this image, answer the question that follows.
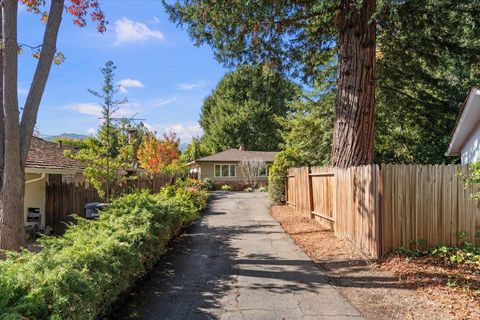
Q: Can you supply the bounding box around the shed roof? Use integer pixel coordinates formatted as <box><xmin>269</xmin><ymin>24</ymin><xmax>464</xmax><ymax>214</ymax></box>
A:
<box><xmin>446</xmin><ymin>87</ymin><xmax>480</xmax><ymax>156</ymax></box>
<box><xmin>26</xmin><ymin>136</ymin><xmax>84</xmax><ymax>172</ymax></box>
<box><xmin>194</xmin><ymin>149</ymin><xmax>278</xmax><ymax>163</ymax></box>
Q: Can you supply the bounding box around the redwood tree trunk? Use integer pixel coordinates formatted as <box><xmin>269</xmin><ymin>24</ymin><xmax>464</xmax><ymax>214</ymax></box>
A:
<box><xmin>331</xmin><ymin>0</ymin><xmax>376</xmax><ymax>168</ymax></box>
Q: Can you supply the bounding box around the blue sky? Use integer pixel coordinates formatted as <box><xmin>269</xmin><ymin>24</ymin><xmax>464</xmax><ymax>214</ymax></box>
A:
<box><xmin>18</xmin><ymin>0</ymin><xmax>227</xmax><ymax>143</ymax></box>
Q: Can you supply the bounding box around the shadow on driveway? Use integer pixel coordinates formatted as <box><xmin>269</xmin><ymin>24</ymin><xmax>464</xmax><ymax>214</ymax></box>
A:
<box><xmin>111</xmin><ymin>192</ymin><xmax>362</xmax><ymax>320</ymax></box>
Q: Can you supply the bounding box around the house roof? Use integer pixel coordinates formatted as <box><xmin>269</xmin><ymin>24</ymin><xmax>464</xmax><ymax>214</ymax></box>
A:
<box><xmin>26</xmin><ymin>136</ymin><xmax>84</xmax><ymax>172</ymax></box>
<box><xmin>446</xmin><ymin>87</ymin><xmax>480</xmax><ymax>156</ymax></box>
<box><xmin>193</xmin><ymin>149</ymin><xmax>278</xmax><ymax>163</ymax></box>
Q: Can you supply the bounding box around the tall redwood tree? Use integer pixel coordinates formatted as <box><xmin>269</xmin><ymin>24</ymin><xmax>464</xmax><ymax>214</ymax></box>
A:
<box><xmin>164</xmin><ymin>0</ymin><xmax>377</xmax><ymax>168</ymax></box>
<box><xmin>331</xmin><ymin>0</ymin><xmax>376</xmax><ymax>166</ymax></box>
<box><xmin>0</xmin><ymin>0</ymin><xmax>106</xmax><ymax>250</ymax></box>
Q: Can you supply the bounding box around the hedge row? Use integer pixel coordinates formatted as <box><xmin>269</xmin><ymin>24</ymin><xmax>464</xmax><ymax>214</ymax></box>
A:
<box><xmin>0</xmin><ymin>181</ymin><xmax>208</xmax><ymax>320</ymax></box>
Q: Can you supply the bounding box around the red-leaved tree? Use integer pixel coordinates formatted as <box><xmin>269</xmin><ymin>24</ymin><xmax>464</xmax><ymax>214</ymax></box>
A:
<box><xmin>0</xmin><ymin>0</ymin><xmax>106</xmax><ymax>250</ymax></box>
<box><xmin>137</xmin><ymin>132</ymin><xmax>181</xmax><ymax>176</ymax></box>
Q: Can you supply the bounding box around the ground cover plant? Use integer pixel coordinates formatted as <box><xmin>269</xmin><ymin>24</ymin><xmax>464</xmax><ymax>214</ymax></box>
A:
<box><xmin>0</xmin><ymin>181</ymin><xmax>207</xmax><ymax>320</ymax></box>
<box><xmin>220</xmin><ymin>185</ymin><xmax>232</xmax><ymax>192</ymax></box>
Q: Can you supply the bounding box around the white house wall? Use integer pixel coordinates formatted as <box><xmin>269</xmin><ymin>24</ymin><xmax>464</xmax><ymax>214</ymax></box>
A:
<box><xmin>461</xmin><ymin>125</ymin><xmax>480</xmax><ymax>164</ymax></box>
<box><xmin>24</xmin><ymin>173</ymin><xmax>47</xmax><ymax>229</ymax></box>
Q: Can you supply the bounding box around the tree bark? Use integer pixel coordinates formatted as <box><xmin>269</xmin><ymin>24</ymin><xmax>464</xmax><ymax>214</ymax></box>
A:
<box><xmin>331</xmin><ymin>0</ymin><xmax>376</xmax><ymax>168</ymax></box>
<box><xmin>20</xmin><ymin>0</ymin><xmax>64</xmax><ymax>166</ymax></box>
<box><xmin>0</xmin><ymin>0</ymin><xmax>64</xmax><ymax>250</ymax></box>
<box><xmin>0</xmin><ymin>2</ymin><xmax>5</xmax><ymax>187</ymax></box>
<box><xmin>0</xmin><ymin>0</ymin><xmax>24</xmax><ymax>250</ymax></box>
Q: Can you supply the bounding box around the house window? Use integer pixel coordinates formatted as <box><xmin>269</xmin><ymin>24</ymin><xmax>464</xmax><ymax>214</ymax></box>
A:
<box><xmin>259</xmin><ymin>165</ymin><xmax>270</xmax><ymax>177</ymax></box>
<box><xmin>214</xmin><ymin>164</ymin><xmax>236</xmax><ymax>177</ymax></box>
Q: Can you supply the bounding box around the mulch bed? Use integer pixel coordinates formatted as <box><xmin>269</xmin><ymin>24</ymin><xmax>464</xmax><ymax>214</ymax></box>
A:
<box><xmin>270</xmin><ymin>205</ymin><xmax>480</xmax><ymax>320</ymax></box>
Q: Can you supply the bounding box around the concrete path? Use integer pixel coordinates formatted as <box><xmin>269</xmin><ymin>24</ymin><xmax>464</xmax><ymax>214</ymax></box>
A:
<box><xmin>117</xmin><ymin>192</ymin><xmax>362</xmax><ymax>320</ymax></box>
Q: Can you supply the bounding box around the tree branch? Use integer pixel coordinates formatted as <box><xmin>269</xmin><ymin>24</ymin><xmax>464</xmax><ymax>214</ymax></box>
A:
<box><xmin>274</xmin><ymin>11</ymin><xmax>326</xmax><ymax>27</ymax></box>
<box><xmin>20</xmin><ymin>0</ymin><xmax>64</xmax><ymax>167</ymax></box>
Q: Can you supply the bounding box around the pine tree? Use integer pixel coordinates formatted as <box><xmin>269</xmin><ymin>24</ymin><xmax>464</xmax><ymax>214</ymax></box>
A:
<box><xmin>67</xmin><ymin>61</ymin><xmax>128</xmax><ymax>201</ymax></box>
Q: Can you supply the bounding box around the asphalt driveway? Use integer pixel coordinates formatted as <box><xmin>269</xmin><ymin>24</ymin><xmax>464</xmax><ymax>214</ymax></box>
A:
<box><xmin>116</xmin><ymin>192</ymin><xmax>362</xmax><ymax>320</ymax></box>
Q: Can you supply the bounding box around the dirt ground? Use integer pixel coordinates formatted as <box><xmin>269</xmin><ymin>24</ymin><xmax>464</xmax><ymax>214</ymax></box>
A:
<box><xmin>270</xmin><ymin>205</ymin><xmax>480</xmax><ymax>320</ymax></box>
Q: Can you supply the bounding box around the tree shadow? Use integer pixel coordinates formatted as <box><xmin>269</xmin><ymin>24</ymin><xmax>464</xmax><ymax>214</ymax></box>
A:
<box><xmin>109</xmin><ymin>192</ymin><xmax>442</xmax><ymax>320</ymax></box>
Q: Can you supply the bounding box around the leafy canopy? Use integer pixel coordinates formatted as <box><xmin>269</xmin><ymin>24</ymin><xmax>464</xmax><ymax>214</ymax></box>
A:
<box><xmin>166</xmin><ymin>0</ymin><xmax>480</xmax><ymax>165</ymax></box>
<box><xmin>200</xmin><ymin>64</ymin><xmax>299</xmax><ymax>153</ymax></box>
<box><xmin>21</xmin><ymin>0</ymin><xmax>107</xmax><ymax>32</ymax></box>
<box><xmin>163</xmin><ymin>0</ymin><xmax>339</xmax><ymax>84</ymax></box>
<box><xmin>268</xmin><ymin>91</ymin><xmax>334</xmax><ymax>202</ymax></box>
<box><xmin>375</xmin><ymin>0</ymin><xmax>480</xmax><ymax>164</ymax></box>
<box><xmin>180</xmin><ymin>136</ymin><xmax>210</xmax><ymax>163</ymax></box>
<box><xmin>137</xmin><ymin>132</ymin><xmax>183</xmax><ymax>177</ymax></box>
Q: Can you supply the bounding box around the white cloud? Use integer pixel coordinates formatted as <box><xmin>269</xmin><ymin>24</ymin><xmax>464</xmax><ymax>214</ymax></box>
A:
<box><xmin>114</xmin><ymin>18</ymin><xmax>164</xmax><ymax>45</ymax></box>
<box><xmin>151</xmin><ymin>16</ymin><xmax>160</xmax><ymax>24</ymax></box>
<box><xmin>154</xmin><ymin>98</ymin><xmax>174</xmax><ymax>107</ymax></box>
<box><xmin>67</xmin><ymin>100</ymin><xmax>141</xmax><ymax>118</ymax></box>
<box><xmin>87</xmin><ymin>128</ymin><xmax>96</xmax><ymax>136</ymax></box>
<box><xmin>177</xmin><ymin>80</ymin><xmax>207</xmax><ymax>91</ymax></box>
<box><xmin>161</xmin><ymin>123</ymin><xmax>203</xmax><ymax>143</ymax></box>
<box><xmin>114</xmin><ymin>101</ymin><xmax>141</xmax><ymax>118</ymax></box>
<box><xmin>143</xmin><ymin>122</ymin><xmax>156</xmax><ymax>133</ymax></box>
<box><xmin>118</xmin><ymin>78</ymin><xmax>144</xmax><ymax>93</ymax></box>
<box><xmin>67</xmin><ymin>103</ymin><xmax>102</xmax><ymax>116</ymax></box>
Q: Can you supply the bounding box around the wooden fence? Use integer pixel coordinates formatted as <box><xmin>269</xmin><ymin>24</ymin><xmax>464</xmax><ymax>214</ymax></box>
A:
<box><xmin>45</xmin><ymin>176</ymin><xmax>169</xmax><ymax>235</ymax></box>
<box><xmin>285</xmin><ymin>164</ymin><xmax>480</xmax><ymax>258</ymax></box>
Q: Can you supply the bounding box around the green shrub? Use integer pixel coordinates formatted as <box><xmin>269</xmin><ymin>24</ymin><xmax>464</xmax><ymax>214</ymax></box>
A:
<box><xmin>256</xmin><ymin>186</ymin><xmax>268</xmax><ymax>192</ymax></box>
<box><xmin>268</xmin><ymin>151</ymin><xmax>296</xmax><ymax>203</ymax></box>
<box><xmin>220</xmin><ymin>185</ymin><xmax>232</xmax><ymax>192</ymax></box>
<box><xmin>243</xmin><ymin>187</ymin><xmax>253</xmax><ymax>192</ymax></box>
<box><xmin>0</xmin><ymin>186</ymin><xmax>207</xmax><ymax>320</ymax></box>
<box><xmin>395</xmin><ymin>233</ymin><xmax>480</xmax><ymax>266</ymax></box>
<box><xmin>201</xmin><ymin>178</ymin><xmax>216</xmax><ymax>191</ymax></box>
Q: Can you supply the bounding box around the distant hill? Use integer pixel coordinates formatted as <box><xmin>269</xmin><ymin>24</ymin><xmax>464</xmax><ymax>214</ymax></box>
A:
<box><xmin>43</xmin><ymin>133</ymin><xmax>89</xmax><ymax>141</ymax></box>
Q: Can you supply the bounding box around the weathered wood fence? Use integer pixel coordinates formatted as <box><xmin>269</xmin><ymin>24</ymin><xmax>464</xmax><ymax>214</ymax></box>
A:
<box><xmin>285</xmin><ymin>164</ymin><xmax>480</xmax><ymax>258</ymax></box>
<box><xmin>45</xmin><ymin>176</ymin><xmax>169</xmax><ymax>234</ymax></box>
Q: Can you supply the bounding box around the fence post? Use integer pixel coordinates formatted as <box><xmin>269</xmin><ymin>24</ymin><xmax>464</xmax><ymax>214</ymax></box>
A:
<box><xmin>284</xmin><ymin>174</ymin><xmax>288</xmax><ymax>204</ymax></box>
<box><xmin>307</xmin><ymin>167</ymin><xmax>314</xmax><ymax>219</ymax></box>
<box><xmin>376</xmin><ymin>164</ymin><xmax>383</xmax><ymax>259</ymax></box>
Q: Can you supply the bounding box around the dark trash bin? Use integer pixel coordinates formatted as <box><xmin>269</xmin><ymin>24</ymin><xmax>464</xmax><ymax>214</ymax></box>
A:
<box><xmin>84</xmin><ymin>202</ymin><xmax>109</xmax><ymax>220</ymax></box>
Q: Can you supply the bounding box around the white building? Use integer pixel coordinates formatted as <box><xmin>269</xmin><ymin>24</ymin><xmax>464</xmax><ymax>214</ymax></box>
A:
<box><xmin>446</xmin><ymin>87</ymin><xmax>480</xmax><ymax>164</ymax></box>
<box><xmin>25</xmin><ymin>137</ymin><xmax>85</xmax><ymax>231</ymax></box>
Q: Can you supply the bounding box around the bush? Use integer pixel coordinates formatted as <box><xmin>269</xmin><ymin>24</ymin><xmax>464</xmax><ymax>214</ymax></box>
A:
<box><xmin>220</xmin><ymin>185</ymin><xmax>232</xmax><ymax>192</ymax></box>
<box><xmin>256</xmin><ymin>186</ymin><xmax>268</xmax><ymax>192</ymax></box>
<box><xmin>243</xmin><ymin>187</ymin><xmax>253</xmax><ymax>192</ymax></box>
<box><xmin>201</xmin><ymin>178</ymin><xmax>216</xmax><ymax>191</ymax></box>
<box><xmin>0</xmin><ymin>186</ymin><xmax>208</xmax><ymax>319</ymax></box>
<box><xmin>268</xmin><ymin>151</ymin><xmax>296</xmax><ymax>203</ymax></box>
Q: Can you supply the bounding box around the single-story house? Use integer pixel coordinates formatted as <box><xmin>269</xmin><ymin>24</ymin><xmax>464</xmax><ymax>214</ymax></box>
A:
<box><xmin>25</xmin><ymin>137</ymin><xmax>85</xmax><ymax>231</ymax></box>
<box><xmin>188</xmin><ymin>147</ymin><xmax>278</xmax><ymax>190</ymax></box>
<box><xmin>446</xmin><ymin>87</ymin><xmax>480</xmax><ymax>164</ymax></box>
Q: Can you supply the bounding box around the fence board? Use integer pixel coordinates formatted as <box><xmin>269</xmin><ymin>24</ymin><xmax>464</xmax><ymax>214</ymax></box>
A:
<box><xmin>380</xmin><ymin>164</ymin><xmax>480</xmax><ymax>253</ymax></box>
<box><xmin>45</xmin><ymin>176</ymin><xmax>169</xmax><ymax>235</ymax></box>
<box><xmin>285</xmin><ymin>164</ymin><xmax>480</xmax><ymax>258</ymax></box>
